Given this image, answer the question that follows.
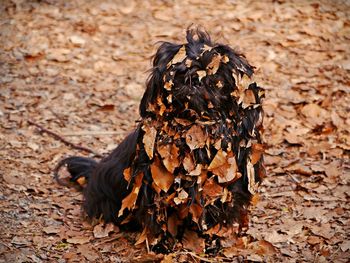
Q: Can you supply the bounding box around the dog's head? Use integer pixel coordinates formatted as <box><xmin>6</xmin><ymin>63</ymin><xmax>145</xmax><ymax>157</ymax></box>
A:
<box><xmin>140</xmin><ymin>29</ymin><xmax>261</xmax><ymax>122</ymax></box>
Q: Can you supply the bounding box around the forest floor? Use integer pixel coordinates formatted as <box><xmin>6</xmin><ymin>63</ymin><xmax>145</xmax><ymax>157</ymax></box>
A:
<box><xmin>0</xmin><ymin>0</ymin><xmax>349</xmax><ymax>262</ymax></box>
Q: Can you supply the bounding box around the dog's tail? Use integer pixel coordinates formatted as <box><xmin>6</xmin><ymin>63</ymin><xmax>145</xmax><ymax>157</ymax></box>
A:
<box><xmin>54</xmin><ymin>156</ymin><xmax>97</xmax><ymax>186</ymax></box>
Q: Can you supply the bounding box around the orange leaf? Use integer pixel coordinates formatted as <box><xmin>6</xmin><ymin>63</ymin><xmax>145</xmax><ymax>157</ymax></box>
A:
<box><xmin>150</xmin><ymin>157</ymin><xmax>174</xmax><ymax>193</ymax></box>
<box><xmin>189</xmin><ymin>203</ymin><xmax>203</xmax><ymax>224</ymax></box>
<box><xmin>164</xmin><ymin>80</ymin><xmax>173</xmax><ymax>91</ymax></box>
<box><xmin>250</xmin><ymin>143</ymin><xmax>265</xmax><ymax>165</ymax></box>
<box><xmin>185</xmin><ymin>125</ymin><xmax>206</xmax><ymax>150</ymax></box>
<box><xmin>242</xmin><ymin>89</ymin><xmax>256</xmax><ymax>108</ymax></box>
<box><xmin>135</xmin><ymin>226</ymin><xmax>148</xmax><ymax>246</ymax></box>
<box><xmin>208</xmin><ymin>150</ymin><xmax>239</xmax><ymax>183</ymax></box>
<box><xmin>167</xmin><ymin>46</ymin><xmax>186</xmax><ymax>68</ymax></box>
<box><xmin>183</xmin><ymin>153</ymin><xmax>195</xmax><ymax>172</ymax></box>
<box><xmin>206</xmin><ymin>53</ymin><xmax>222</xmax><ymax>75</ymax></box>
<box><xmin>123</xmin><ymin>167</ymin><xmax>132</xmax><ymax>183</ymax></box>
<box><xmin>202</xmin><ymin>178</ymin><xmax>222</xmax><ymax>199</ymax></box>
<box><xmin>208</xmin><ymin>149</ymin><xmax>227</xmax><ymax>169</ymax></box>
<box><xmin>142</xmin><ymin>123</ymin><xmax>157</xmax><ymax>159</ymax></box>
<box><xmin>118</xmin><ymin>172</ymin><xmax>144</xmax><ymax>217</ymax></box>
<box><xmin>157</xmin><ymin>143</ymin><xmax>180</xmax><ymax>173</ymax></box>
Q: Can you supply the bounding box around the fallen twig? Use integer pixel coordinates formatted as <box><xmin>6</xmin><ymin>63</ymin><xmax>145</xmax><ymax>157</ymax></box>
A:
<box><xmin>28</xmin><ymin>120</ymin><xmax>103</xmax><ymax>158</ymax></box>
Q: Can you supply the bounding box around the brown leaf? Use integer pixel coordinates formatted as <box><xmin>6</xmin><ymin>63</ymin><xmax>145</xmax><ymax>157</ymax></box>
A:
<box><xmin>206</xmin><ymin>53</ymin><xmax>222</xmax><ymax>75</ymax></box>
<box><xmin>150</xmin><ymin>157</ymin><xmax>174</xmax><ymax>193</ymax></box>
<box><xmin>43</xmin><ymin>226</ymin><xmax>61</xmax><ymax>235</ymax></box>
<box><xmin>189</xmin><ymin>203</ymin><xmax>203</xmax><ymax>224</ymax></box>
<box><xmin>208</xmin><ymin>150</ymin><xmax>239</xmax><ymax>183</ymax></box>
<box><xmin>247</xmin><ymin>160</ymin><xmax>258</xmax><ymax>194</ymax></box>
<box><xmin>183</xmin><ymin>153</ymin><xmax>195</xmax><ymax>172</ymax></box>
<box><xmin>250</xmin><ymin>143</ymin><xmax>265</xmax><ymax>165</ymax></box>
<box><xmin>93</xmin><ymin>223</ymin><xmax>115</xmax><ymax>238</ymax></box>
<box><xmin>164</xmin><ymin>80</ymin><xmax>173</xmax><ymax>91</ymax></box>
<box><xmin>77</xmin><ymin>244</ymin><xmax>99</xmax><ymax>261</ymax></box>
<box><xmin>135</xmin><ymin>227</ymin><xmax>148</xmax><ymax>246</ymax></box>
<box><xmin>157</xmin><ymin>143</ymin><xmax>180</xmax><ymax>173</ymax></box>
<box><xmin>185</xmin><ymin>125</ymin><xmax>206</xmax><ymax>150</ymax></box>
<box><xmin>242</xmin><ymin>89</ymin><xmax>256</xmax><ymax>108</ymax></box>
<box><xmin>182</xmin><ymin>230</ymin><xmax>205</xmax><ymax>253</ymax></box>
<box><xmin>173</xmin><ymin>189</ymin><xmax>189</xmax><ymax>205</ymax></box>
<box><xmin>196</xmin><ymin>70</ymin><xmax>206</xmax><ymax>81</ymax></box>
<box><xmin>248</xmin><ymin>240</ymin><xmax>277</xmax><ymax>256</ymax></box>
<box><xmin>167</xmin><ymin>46</ymin><xmax>186</xmax><ymax>67</ymax></box>
<box><xmin>66</xmin><ymin>236</ymin><xmax>91</xmax><ymax>245</ymax></box>
<box><xmin>174</xmin><ymin>118</ymin><xmax>192</xmax><ymax>126</ymax></box>
<box><xmin>142</xmin><ymin>123</ymin><xmax>157</xmax><ymax>159</ymax></box>
<box><xmin>118</xmin><ymin>172</ymin><xmax>144</xmax><ymax>217</ymax></box>
<box><xmin>167</xmin><ymin>214</ymin><xmax>180</xmax><ymax>237</ymax></box>
<box><xmin>202</xmin><ymin>178</ymin><xmax>222</xmax><ymax>200</ymax></box>
<box><xmin>123</xmin><ymin>167</ymin><xmax>132</xmax><ymax>183</ymax></box>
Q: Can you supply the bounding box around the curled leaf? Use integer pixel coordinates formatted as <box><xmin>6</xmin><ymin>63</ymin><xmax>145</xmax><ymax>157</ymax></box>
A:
<box><xmin>150</xmin><ymin>157</ymin><xmax>174</xmax><ymax>193</ymax></box>
<box><xmin>247</xmin><ymin>160</ymin><xmax>258</xmax><ymax>194</ymax></box>
<box><xmin>118</xmin><ymin>172</ymin><xmax>144</xmax><ymax>217</ymax></box>
<box><xmin>142</xmin><ymin>123</ymin><xmax>157</xmax><ymax>159</ymax></box>
<box><xmin>208</xmin><ymin>150</ymin><xmax>239</xmax><ymax>183</ymax></box>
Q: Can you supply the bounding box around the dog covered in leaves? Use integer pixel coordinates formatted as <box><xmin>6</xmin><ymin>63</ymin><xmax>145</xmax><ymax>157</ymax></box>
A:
<box><xmin>56</xmin><ymin>29</ymin><xmax>265</xmax><ymax>253</ymax></box>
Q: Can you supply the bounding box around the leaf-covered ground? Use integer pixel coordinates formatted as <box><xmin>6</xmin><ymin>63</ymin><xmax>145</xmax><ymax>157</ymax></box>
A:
<box><xmin>1</xmin><ymin>0</ymin><xmax>349</xmax><ymax>262</ymax></box>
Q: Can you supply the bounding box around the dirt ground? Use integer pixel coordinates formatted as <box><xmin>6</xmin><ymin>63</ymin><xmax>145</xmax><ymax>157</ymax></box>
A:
<box><xmin>1</xmin><ymin>0</ymin><xmax>349</xmax><ymax>262</ymax></box>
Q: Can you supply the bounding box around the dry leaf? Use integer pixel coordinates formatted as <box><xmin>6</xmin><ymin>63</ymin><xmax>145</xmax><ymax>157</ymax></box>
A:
<box><xmin>208</xmin><ymin>150</ymin><xmax>239</xmax><ymax>183</ymax></box>
<box><xmin>142</xmin><ymin>124</ymin><xmax>157</xmax><ymax>159</ymax></box>
<box><xmin>150</xmin><ymin>158</ymin><xmax>174</xmax><ymax>193</ymax></box>
<box><xmin>174</xmin><ymin>189</ymin><xmax>189</xmax><ymax>205</ymax></box>
<box><xmin>93</xmin><ymin>223</ymin><xmax>115</xmax><ymax>238</ymax></box>
<box><xmin>185</xmin><ymin>125</ymin><xmax>206</xmax><ymax>150</ymax></box>
<box><xmin>182</xmin><ymin>230</ymin><xmax>205</xmax><ymax>253</ymax></box>
<box><xmin>247</xmin><ymin>160</ymin><xmax>258</xmax><ymax>194</ymax></box>
<box><xmin>66</xmin><ymin>236</ymin><xmax>91</xmax><ymax>245</ymax></box>
<box><xmin>250</xmin><ymin>143</ymin><xmax>264</xmax><ymax>165</ymax></box>
<box><xmin>157</xmin><ymin>143</ymin><xmax>180</xmax><ymax>173</ymax></box>
<box><xmin>242</xmin><ymin>89</ymin><xmax>256</xmax><ymax>108</ymax></box>
<box><xmin>123</xmin><ymin>167</ymin><xmax>132</xmax><ymax>183</ymax></box>
<box><xmin>203</xmin><ymin>178</ymin><xmax>222</xmax><ymax>199</ymax></box>
<box><xmin>118</xmin><ymin>172</ymin><xmax>144</xmax><ymax>217</ymax></box>
<box><xmin>207</xmin><ymin>53</ymin><xmax>222</xmax><ymax>75</ymax></box>
<box><xmin>197</xmin><ymin>70</ymin><xmax>206</xmax><ymax>81</ymax></box>
<box><xmin>183</xmin><ymin>153</ymin><xmax>195</xmax><ymax>172</ymax></box>
<box><xmin>248</xmin><ymin>240</ymin><xmax>277</xmax><ymax>256</ymax></box>
<box><xmin>167</xmin><ymin>46</ymin><xmax>186</xmax><ymax>67</ymax></box>
<box><xmin>189</xmin><ymin>203</ymin><xmax>203</xmax><ymax>224</ymax></box>
<box><xmin>164</xmin><ymin>80</ymin><xmax>173</xmax><ymax>91</ymax></box>
<box><xmin>135</xmin><ymin>227</ymin><xmax>148</xmax><ymax>246</ymax></box>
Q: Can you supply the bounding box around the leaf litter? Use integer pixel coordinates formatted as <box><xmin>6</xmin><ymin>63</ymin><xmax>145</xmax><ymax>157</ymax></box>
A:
<box><xmin>0</xmin><ymin>0</ymin><xmax>349</xmax><ymax>262</ymax></box>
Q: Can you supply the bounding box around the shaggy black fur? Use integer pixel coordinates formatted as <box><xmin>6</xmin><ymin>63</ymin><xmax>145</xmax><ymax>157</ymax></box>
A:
<box><xmin>55</xmin><ymin>29</ymin><xmax>265</xmax><ymax>252</ymax></box>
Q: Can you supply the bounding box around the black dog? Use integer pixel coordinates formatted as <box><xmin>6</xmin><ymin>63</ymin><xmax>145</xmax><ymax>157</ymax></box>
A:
<box><xmin>55</xmin><ymin>29</ymin><xmax>265</xmax><ymax>252</ymax></box>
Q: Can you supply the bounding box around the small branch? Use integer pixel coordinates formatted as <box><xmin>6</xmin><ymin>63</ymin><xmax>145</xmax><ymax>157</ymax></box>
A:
<box><xmin>28</xmin><ymin>120</ymin><xmax>103</xmax><ymax>158</ymax></box>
